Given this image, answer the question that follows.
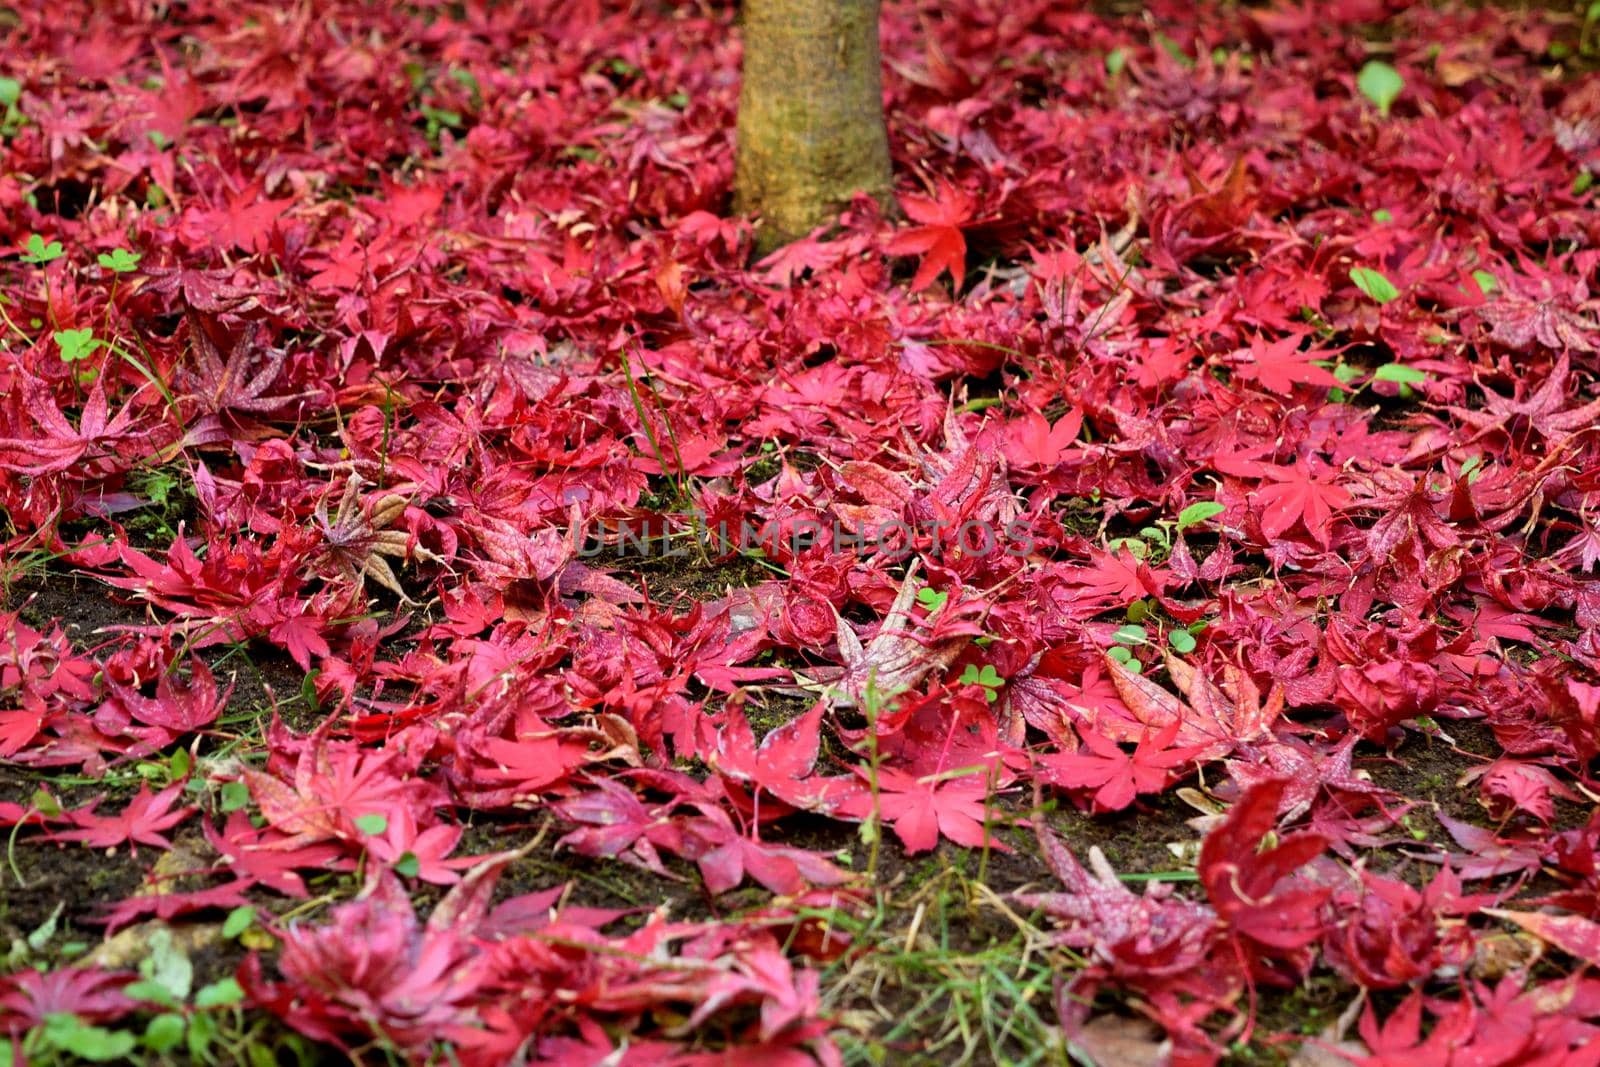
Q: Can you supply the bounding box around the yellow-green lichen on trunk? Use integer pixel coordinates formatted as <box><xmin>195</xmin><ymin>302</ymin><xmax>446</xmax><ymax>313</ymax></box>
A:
<box><xmin>735</xmin><ymin>0</ymin><xmax>893</xmax><ymax>253</ymax></box>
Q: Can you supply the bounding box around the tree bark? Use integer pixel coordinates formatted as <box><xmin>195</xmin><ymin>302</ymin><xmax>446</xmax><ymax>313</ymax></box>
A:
<box><xmin>735</xmin><ymin>0</ymin><xmax>893</xmax><ymax>252</ymax></box>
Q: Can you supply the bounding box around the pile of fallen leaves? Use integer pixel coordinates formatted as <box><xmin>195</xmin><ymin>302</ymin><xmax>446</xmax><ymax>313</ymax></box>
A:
<box><xmin>3</xmin><ymin>0</ymin><xmax>1600</xmax><ymax>1063</ymax></box>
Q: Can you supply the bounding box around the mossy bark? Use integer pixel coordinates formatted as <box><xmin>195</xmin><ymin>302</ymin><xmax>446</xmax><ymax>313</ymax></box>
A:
<box><xmin>735</xmin><ymin>0</ymin><xmax>892</xmax><ymax>252</ymax></box>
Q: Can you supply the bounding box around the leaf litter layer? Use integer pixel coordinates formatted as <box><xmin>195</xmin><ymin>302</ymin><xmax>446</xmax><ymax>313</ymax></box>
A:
<box><xmin>3</xmin><ymin>0</ymin><xmax>1600</xmax><ymax>1064</ymax></box>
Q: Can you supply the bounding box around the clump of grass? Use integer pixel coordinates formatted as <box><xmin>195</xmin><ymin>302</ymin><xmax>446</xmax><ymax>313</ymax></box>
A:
<box><xmin>813</xmin><ymin>861</ymin><xmax>1078</xmax><ymax>1066</ymax></box>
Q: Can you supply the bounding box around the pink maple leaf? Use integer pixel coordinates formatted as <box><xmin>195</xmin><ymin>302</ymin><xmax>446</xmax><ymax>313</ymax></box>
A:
<box><xmin>53</xmin><ymin>784</ymin><xmax>194</xmax><ymax>852</ymax></box>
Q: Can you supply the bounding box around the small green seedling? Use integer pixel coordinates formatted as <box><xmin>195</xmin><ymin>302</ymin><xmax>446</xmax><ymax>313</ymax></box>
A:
<box><xmin>1154</xmin><ymin>32</ymin><xmax>1195</xmax><ymax>69</ymax></box>
<box><xmin>133</xmin><ymin>749</ymin><xmax>191</xmax><ymax>786</ymax></box>
<box><xmin>958</xmin><ymin>663</ymin><xmax>1004</xmax><ymax>702</ymax></box>
<box><xmin>1107</xmin><ymin>644</ymin><xmax>1142</xmax><ymax>673</ymax></box>
<box><xmin>1176</xmin><ymin>501</ymin><xmax>1224</xmax><ymax>532</ymax></box>
<box><xmin>0</xmin><ymin>77</ymin><xmax>22</xmax><ymax>137</ymax></box>
<box><xmin>35</xmin><ymin>1014</ymin><xmax>136</xmax><ymax>1062</ymax></box>
<box><xmin>1357</xmin><ymin>60</ymin><xmax>1404</xmax><ymax>116</ymax></box>
<box><xmin>218</xmin><ymin>780</ymin><xmax>250</xmax><ymax>812</ymax></box>
<box><xmin>112</xmin><ymin>926</ymin><xmax>247</xmax><ymax>1061</ymax></box>
<box><xmin>97</xmin><ymin>248</ymin><xmax>142</xmax><ymax>274</ymax></box>
<box><xmin>1109</xmin><ymin>500</ymin><xmax>1223</xmax><ymax>563</ymax></box>
<box><xmin>54</xmin><ymin>330</ymin><xmax>100</xmax><ymax>378</ymax></box>
<box><xmin>916</xmin><ymin>587</ymin><xmax>948</xmax><ymax>616</ymax></box>
<box><xmin>1111</xmin><ymin>624</ymin><xmax>1148</xmax><ymax>646</ymax></box>
<box><xmin>354</xmin><ymin>813</ymin><xmax>388</xmax><ymax>835</ymax></box>
<box><xmin>222</xmin><ymin>906</ymin><xmax>256</xmax><ymax>940</ymax></box>
<box><xmin>1329</xmin><ymin>362</ymin><xmax>1362</xmax><ymax>403</ymax></box>
<box><xmin>1106</xmin><ymin>535</ymin><xmax>1149</xmax><ymax>559</ymax></box>
<box><xmin>20</xmin><ymin>234</ymin><xmax>63</xmax><ymax>265</ymax></box>
<box><xmin>123</xmin><ymin>927</ymin><xmax>193</xmax><ymax>1007</ymax></box>
<box><xmin>1374</xmin><ymin>362</ymin><xmax>1427</xmax><ymax>399</ymax></box>
<box><xmin>1350</xmin><ymin>266</ymin><xmax>1399</xmax><ymax>304</ymax></box>
<box><xmin>1374</xmin><ymin>364</ymin><xmax>1426</xmax><ymax>386</ymax></box>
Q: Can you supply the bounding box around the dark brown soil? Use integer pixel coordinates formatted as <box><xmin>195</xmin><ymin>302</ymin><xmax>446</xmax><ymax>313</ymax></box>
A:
<box><xmin>12</xmin><ymin>570</ymin><xmax>152</xmax><ymax>643</ymax></box>
<box><xmin>0</xmin><ymin>829</ymin><xmax>149</xmax><ymax>936</ymax></box>
<box><xmin>606</xmin><ymin>549</ymin><xmax>776</xmax><ymax>604</ymax></box>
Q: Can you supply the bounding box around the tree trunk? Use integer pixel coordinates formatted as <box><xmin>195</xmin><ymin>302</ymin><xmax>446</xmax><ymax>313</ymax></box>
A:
<box><xmin>735</xmin><ymin>0</ymin><xmax>892</xmax><ymax>252</ymax></box>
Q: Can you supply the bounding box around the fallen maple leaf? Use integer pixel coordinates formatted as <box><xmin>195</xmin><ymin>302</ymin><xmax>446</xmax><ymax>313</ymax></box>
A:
<box><xmin>1255</xmin><ymin>462</ymin><xmax>1352</xmax><ymax>547</ymax></box>
<box><xmin>311</xmin><ymin>475</ymin><xmax>437</xmax><ymax>601</ymax></box>
<box><xmin>838</xmin><ymin>766</ymin><xmax>1008</xmax><ymax>854</ymax></box>
<box><xmin>0</xmin><ymin>967</ymin><xmax>137</xmax><ymax>1035</ymax></box>
<box><xmin>1016</xmin><ymin>830</ymin><xmax>1214</xmax><ymax>978</ymax></box>
<box><xmin>1198</xmin><ymin>778</ymin><xmax>1329</xmax><ymax>958</ymax></box>
<box><xmin>1232</xmin><ymin>333</ymin><xmax>1340</xmax><ymax>396</ymax></box>
<box><xmin>1041</xmin><ymin>720</ymin><xmax>1201</xmax><ymax>812</ymax></box>
<box><xmin>797</xmin><ymin>564</ymin><xmax>969</xmax><ymax>710</ymax></box>
<box><xmin>885</xmin><ymin>181</ymin><xmax>978</xmax><ymax>291</ymax></box>
<box><xmin>0</xmin><ymin>377</ymin><xmax>143</xmax><ymax>475</ymax></box>
<box><xmin>1484</xmin><ymin>909</ymin><xmax>1600</xmax><ymax>968</ymax></box>
<box><xmin>104</xmin><ymin>657</ymin><xmax>230</xmax><ymax>737</ymax></box>
<box><xmin>52</xmin><ymin>784</ymin><xmax>194</xmax><ymax>852</ymax></box>
<box><xmin>1001</xmin><ymin>410</ymin><xmax>1082</xmax><ymax>469</ymax></box>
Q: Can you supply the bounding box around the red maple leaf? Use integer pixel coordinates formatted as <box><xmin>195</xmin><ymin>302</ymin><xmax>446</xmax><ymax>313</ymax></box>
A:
<box><xmin>53</xmin><ymin>784</ymin><xmax>195</xmax><ymax>851</ymax></box>
<box><xmin>1062</xmin><ymin>550</ymin><xmax>1172</xmax><ymax>607</ymax></box>
<box><xmin>0</xmin><ymin>967</ymin><xmax>136</xmax><ymax>1035</ymax></box>
<box><xmin>1255</xmin><ymin>461</ymin><xmax>1352</xmax><ymax>547</ymax></box>
<box><xmin>754</xmin><ymin>231</ymin><xmax>849</xmax><ymax>285</ymax></box>
<box><xmin>1198</xmin><ymin>778</ymin><xmax>1328</xmax><ymax>957</ymax></box>
<box><xmin>554</xmin><ymin>777</ymin><xmax>688</xmax><ymax>873</ymax></box>
<box><xmin>1001</xmin><ymin>410</ymin><xmax>1082</xmax><ymax>469</ymax></box>
<box><xmin>203</xmin><ymin>811</ymin><xmax>348</xmax><ymax>898</ymax></box>
<box><xmin>684</xmin><ymin>806</ymin><xmax>854</xmax><ymax>896</ymax></box>
<box><xmin>366</xmin><ymin>807</ymin><xmax>478</xmax><ymax>885</ymax></box>
<box><xmin>191</xmin><ymin>178</ymin><xmax>293</xmax><ymax>253</ymax></box>
<box><xmin>244</xmin><ymin>731</ymin><xmax>440</xmax><ymax>850</ymax></box>
<box><xmin>840</xmin><ymin>767</ymin><xmax>1008</xmax><ymax>854</ymax></box>
<box><xmin>263</xmin><ymin>867</ymin><xmax>496</xmax><ymax>1050</ymax></box>
<box><xmin>471</xmin><ymin>729</ymin><xmax>588</xmax><ymax>794</ymax></box>
<box><xmin>703</xmin><ymin>701</ymin><xmax>850</xmax><ymax>811</ymax></box>
<box><xmin>0</xmin><ymin>710</ymin><xmax>42</xmax><ymax>757</ymax></box>
<box><xmin>180</xmin><ymin>313</ymin><xmax>307</xmax><ymax>422</ymax></box>
<box><xmin>138</xmin><ymin>264</ymin><xmax>259</xmax><ymax>314</ymax></box>
<box><xmin>1323</xmin><ymin>868</ymin><xmax>1487</xmax><ymax>990</ymax></box>
<box><xmin>304</xmin><ymin>229</ymin><xmax>370</xmax><ymax>293</ymax></box>
<box><xmin>99</xmin><ymin>880</ymin><xmax>256</xmax><ymax>936</ymax></box>
<box><xmin>1434</xmin><ymin>811</ymin><xmax>1547</xmax><ymax>881</ymax></box>
<box><xmin>269</xmin><ymin>612</ymin><xmax>331</xmax><ymax>672</ymax></box>
<box><xmin>1486</xmin><ymin>908</ymin><xmax>1600</xmax><ymax>968</ymax></box>
<box><xmin>0</xmin><ymin>377</ymin><xmax>142</xmax><ymax>475</ymax></box>
<box><xmin>1040</xmin><ymin>721</ymin><xmax>1201</xmax><ymax>812</ymax></box>
<box><xmin>1233</xmin><ymin>333</ymin><xmax>1340</xmax><ymax>396</ymax></box>
<box><xmin>885</xmin><ymin>182</ymin><xmax>978</xmax><ymax>290</ymax></box>
<box><xmin>1015</xmin><ymin>823</ymin><xmax>1215</xmax><ymax>978</ymax></box>
<box><xmin>105</xmin><ymin>657</ymin><xmax>230</xmax><ymax>738</ymax></box>
<box><xmin>451</xmin><ymin>706</ymin><xmax>594</xmax><ymax>805</ymax></box>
